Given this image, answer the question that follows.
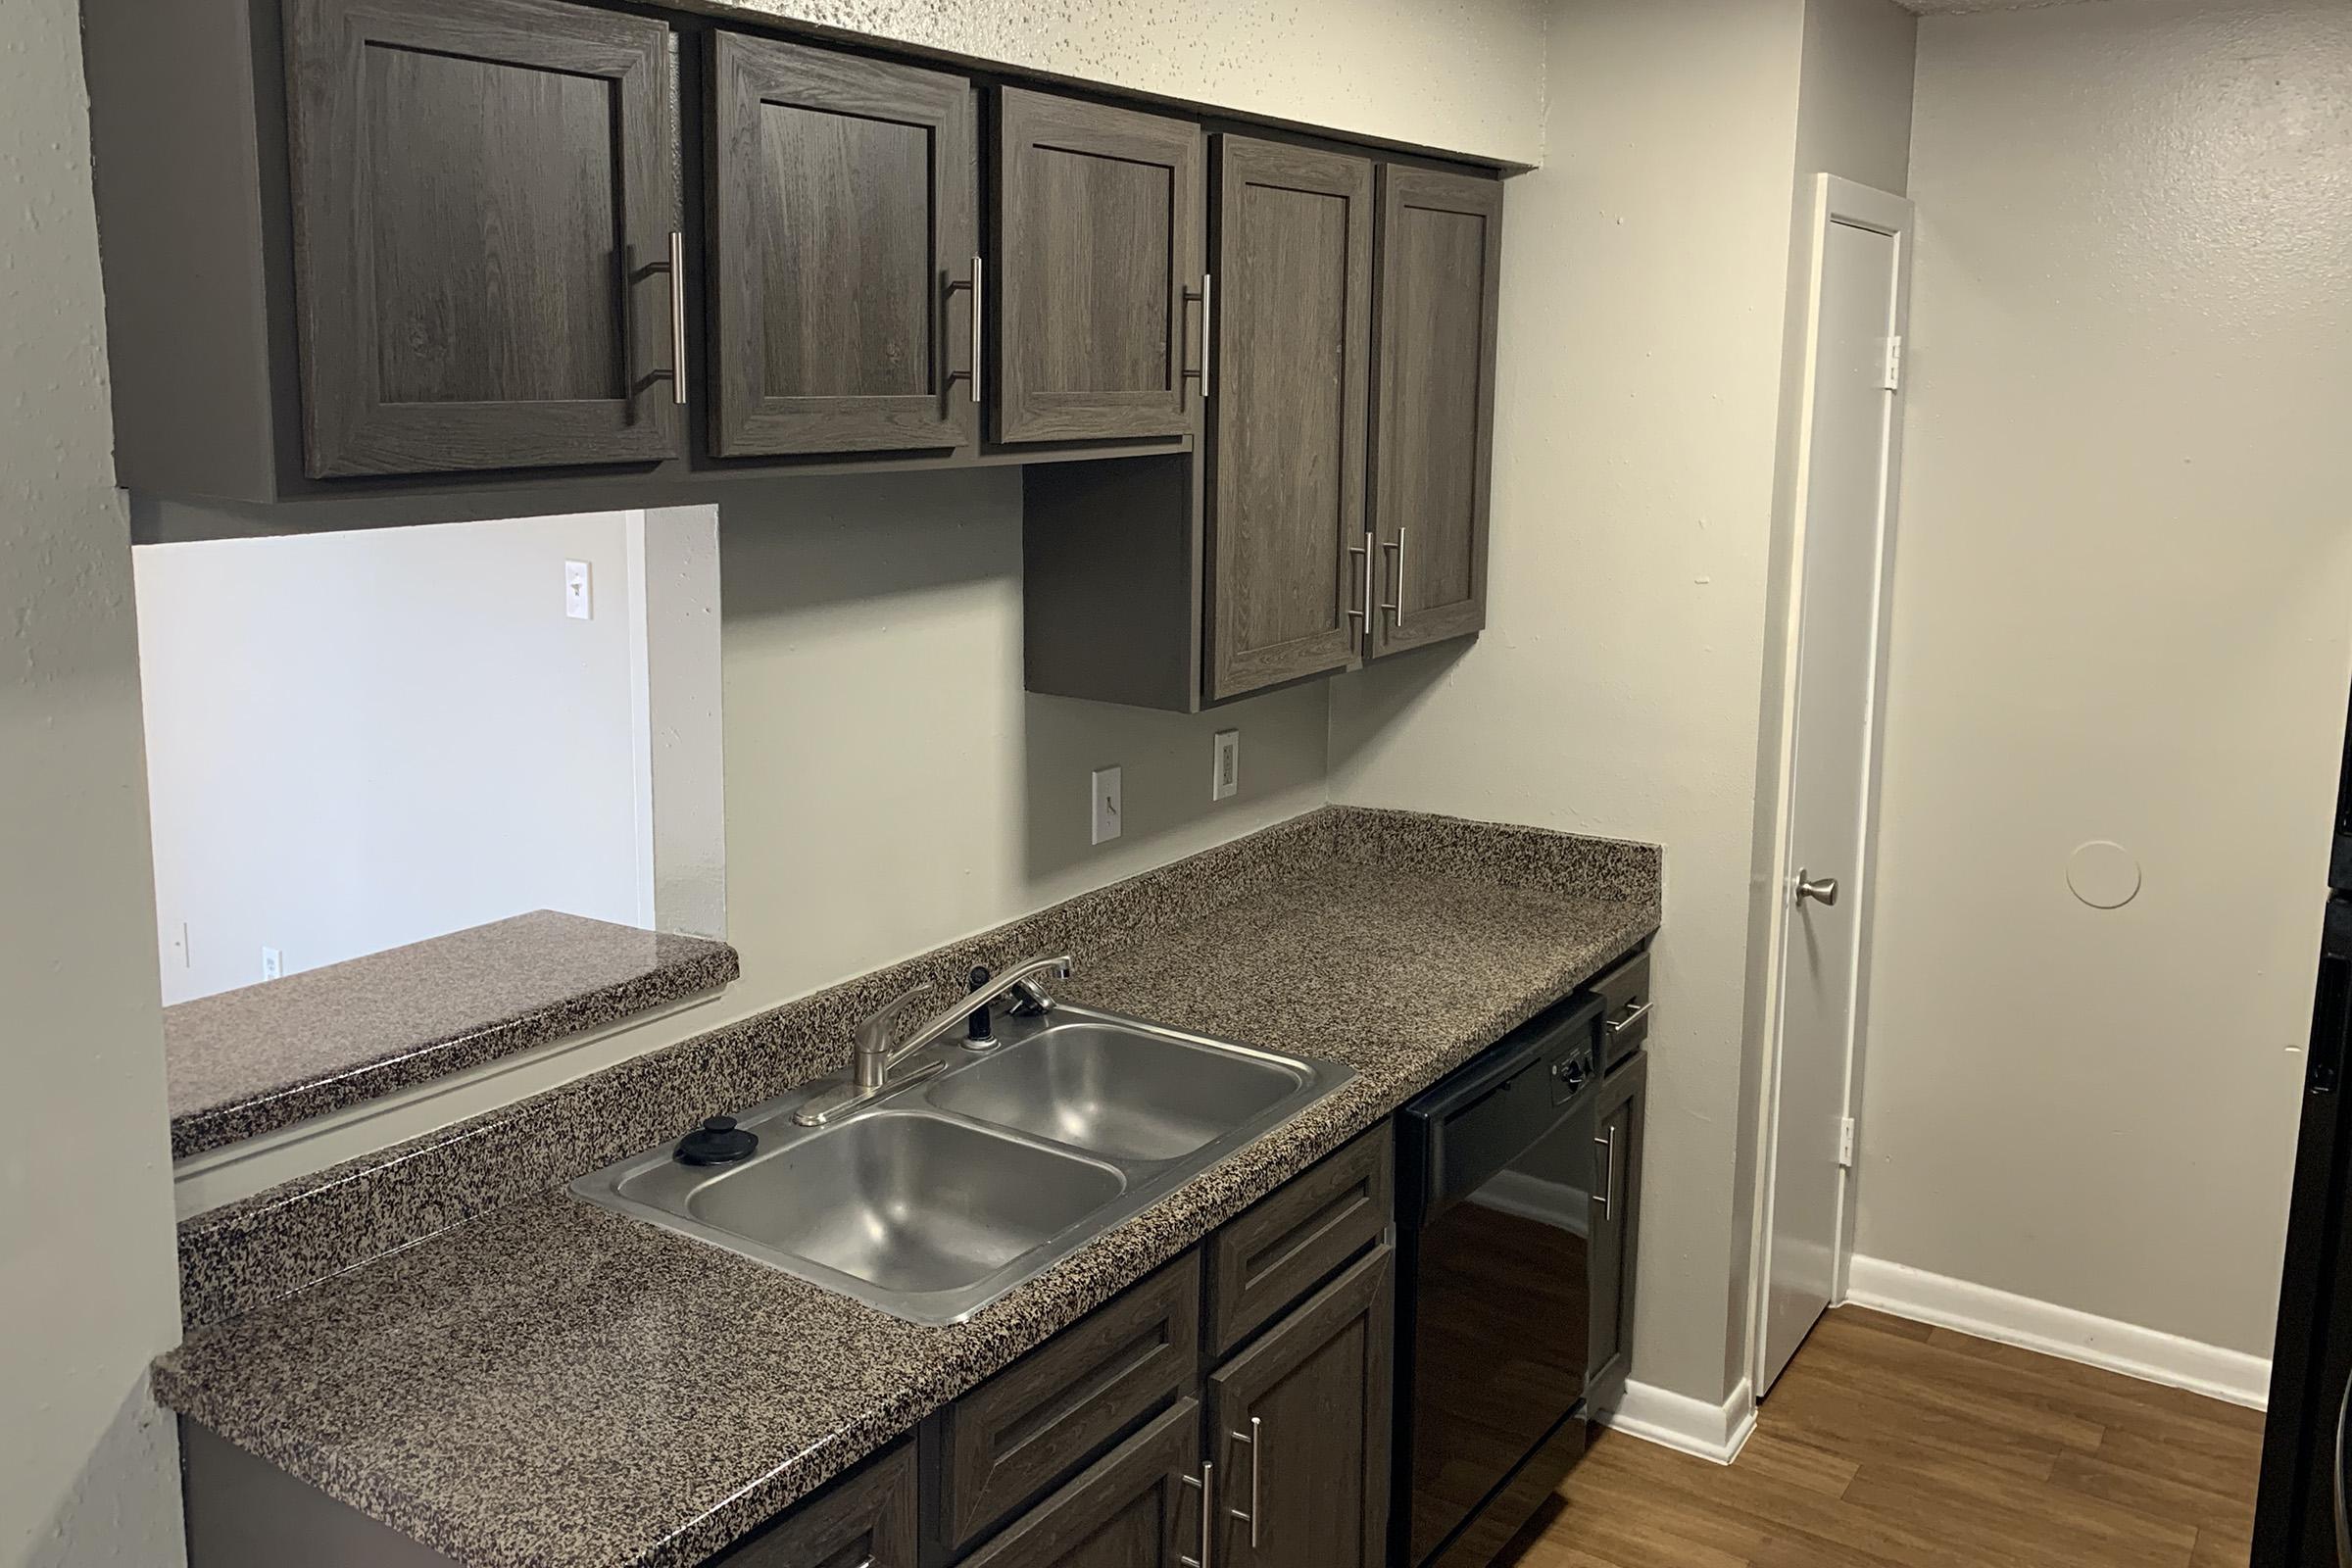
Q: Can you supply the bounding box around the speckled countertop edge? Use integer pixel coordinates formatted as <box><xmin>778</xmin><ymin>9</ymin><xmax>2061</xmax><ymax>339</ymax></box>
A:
<box><xmin>167</xmin><ymin>913</ymin><xmax>741</xmax><ymax>1159</ymax></box>
<box><xmin>155</xmin><ymin>806</ymin><xmax>1660</xmax><ymax>1568</ymax></box>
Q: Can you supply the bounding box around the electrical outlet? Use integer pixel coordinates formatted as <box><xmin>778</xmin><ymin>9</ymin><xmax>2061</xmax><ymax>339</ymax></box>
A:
<box><xmin>564</xmin><ymin>560</ymin><xmax>593</xmax><ymax>620</ymax></box>
<box><xmin>1090</xmin><ymin>765</ymin><xmax>1122</xmax><ymax>846</ymax></box>
<box><xmin>261</xmin><ymin>946</ymin><xmax>283</xmax><ymax>981</ymax></box>
<box><xmin>1211</xmin><ymin>729</ymin><xmax>1240</xmax><ymax>802</ymax></box>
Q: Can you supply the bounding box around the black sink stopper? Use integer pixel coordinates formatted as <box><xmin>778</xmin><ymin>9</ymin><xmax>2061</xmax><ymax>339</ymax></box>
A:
<box><xmin>966</xmin><ymin>965</ymin><xmax>995</xmax><ymax>1042</ymax></box>
<box><xmin>675</xmin><ymin>1115</ymin><xmax>758</xmax><ymax>1166</ymax></box>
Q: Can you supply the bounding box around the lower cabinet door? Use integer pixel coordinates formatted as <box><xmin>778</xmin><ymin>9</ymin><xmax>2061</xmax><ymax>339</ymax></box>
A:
<box><xmin>1204</xmin><ymin>1244</ymin><xmax>1395</xmax><ymax>1568</ymax></box>
<box><xmin>1587</xmin><ymin>1052</ymin><xmax>1648</xmax><ymax>1413</ymax></box>
<box><xmin>958</xmin><ymin>1398</ymin><xmax>1207</xmax><ymax>1568</ymax></box>
<box><xmin>714</xmin><ymin>1442</ymin><xmax>916</xmax><ymax>1567</ymax></box>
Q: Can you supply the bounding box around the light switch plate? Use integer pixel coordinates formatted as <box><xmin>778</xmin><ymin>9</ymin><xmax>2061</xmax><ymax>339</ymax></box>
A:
<box><xmin>564</xmin><ymin>560</ymin><xmax>593</xmax><ymax>619</ymax></box>
<box><xmin>1090</xmin><ymin>766</ymin><xmax>1122</xmax><ymax>845</ymax></box>
<box><xmin>1212</xmin><ymin>729</ymin><xmax>1239</xmax><ymax>801</ymax></box>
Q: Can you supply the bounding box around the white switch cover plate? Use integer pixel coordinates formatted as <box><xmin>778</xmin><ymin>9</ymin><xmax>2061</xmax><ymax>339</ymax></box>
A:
<box><xmin>1212</xmin><ymin>729</ymin><xmax>1240</xmax><ymax>801</ymax></box>
<box><xmin>564</xmin><ymin>560</ymin><xmax>593</xmax><ymax>619</ymax></box>
<box><xmin>1090</xmin><ymin>766</ymin><xmax>1122</xmax><ymax>845</ymax></box>
<box><xmin>261</xmin><ymin>946</ymin><xmax>283</xmax><ymax>981</ymax></box>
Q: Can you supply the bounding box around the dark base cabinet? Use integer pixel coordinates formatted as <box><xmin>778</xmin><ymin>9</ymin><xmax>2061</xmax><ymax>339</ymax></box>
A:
<box><xmin>1207</xmin><ymin>1246</ymin><xmax>1396</xmax><ymax>1568</ymax></box>
<box><xmin>714</xmin><ymin>1445</ymin><xmax>920</xmax><ymax>1567</ymax></box>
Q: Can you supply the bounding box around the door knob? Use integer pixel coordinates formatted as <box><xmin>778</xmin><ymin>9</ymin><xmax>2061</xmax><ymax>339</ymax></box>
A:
<box><xmin>1795</xmin><ymin>869</ymin><xmax>1839</xmax><ymax>906</ymax></box>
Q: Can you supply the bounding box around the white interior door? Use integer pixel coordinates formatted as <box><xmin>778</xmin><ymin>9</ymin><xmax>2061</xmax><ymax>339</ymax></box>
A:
<box><xmin>1756</xmin><ymin>177</ymin><xmax>1913</xmax><ymax>1396</ymax></box>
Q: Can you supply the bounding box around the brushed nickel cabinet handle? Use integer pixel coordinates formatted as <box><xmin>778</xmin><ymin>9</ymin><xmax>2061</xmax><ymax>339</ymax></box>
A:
<box><xmin>1180</xmin><ymin>1460</ymin><xmax>1214</xmax><ymax>1568</ymax></box>
<box><xmin>970</xmin><ymin>255</ymin><xmax>984</xmax><ymax>408</ymax></box>
<box><xmin>1200</xmin><ymin>272</ymin><xmax>1214</xmax><ymax>403</ymax></box>
<box><xmin>1347</xmin><ymin>534</ymin><xmax>1371</xmax><ymax>629</ymax></box>
<box><xmin>1381</xmin><ymin>528</ymin><xmax>1407</xmax><ymax>628</ymax></box>
<box><xmin>1605</xmin><ymin>1001</ymin><xmax>1652</xmax><ymax>1037</ymax></box>
<box><xmin>1227</xmin><ymin>1416</ymin><xmax>1262</xmax><ymax>1547</ymax></box>
<box><xmin>1594</xmin><ymin>1125</ymin><xmax>1617</xmax><ymax>1216</ymax></box>
<box><xmin>667</xmin><ymin>230</ymin><xmax>688</xmax><ymax>407</ymax></box>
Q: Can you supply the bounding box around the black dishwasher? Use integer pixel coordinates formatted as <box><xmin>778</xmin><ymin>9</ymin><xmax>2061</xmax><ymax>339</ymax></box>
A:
<box><xmin>1394</xmin><ymin>989</ymin><xmax>1607</xmax><ymax>1568</ymax></box>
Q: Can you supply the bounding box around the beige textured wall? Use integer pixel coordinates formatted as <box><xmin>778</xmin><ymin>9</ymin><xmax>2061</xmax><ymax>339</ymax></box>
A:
<box><xmin>715</xmin><ymin>471</ymin><xmax>1333</xmax><ymax>1009</ymax></box>
<box><xmin>1330</xmin><ymin>0</ymin><xmax>1811</xmax><ymax>1404</ymax></box>
<box><xmin>1</xmin><ymin>0</ymin><xmax>187</xmax><ymax>1562</ymax></box>
<box><xmin>686</xmin><ymin>0</ymin><xmax>1550</xmax><ymax>165</ymax></box>
<box><xmin>1856</xmin><ymin>0</ymin><xmax>2352</xmax><ymax>1356</ymax></box>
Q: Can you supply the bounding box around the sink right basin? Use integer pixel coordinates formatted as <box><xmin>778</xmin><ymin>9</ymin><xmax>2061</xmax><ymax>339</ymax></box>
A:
<box><xmin>926</xmin><ymin>1016</ymin><xmax>1307</xmax><ymax>1162</ymax></box>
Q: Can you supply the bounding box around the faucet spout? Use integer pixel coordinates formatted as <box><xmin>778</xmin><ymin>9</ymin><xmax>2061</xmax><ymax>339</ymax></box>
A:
<box><xmin>795</xmin><ymin>954</ymin><xmax>1075</xmax><ymax>1127</ymax></box>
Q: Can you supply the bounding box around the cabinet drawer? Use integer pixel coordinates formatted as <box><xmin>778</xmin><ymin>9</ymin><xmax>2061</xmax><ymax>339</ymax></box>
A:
<box><xmin>956</xmin><ymin>1397</ymin><xmax>1202</xmax><ymax>1568</ymax></box>
<box><xmin>1593</xmin><ymin>947</ymin><xmax>1652</xmax><ymax>1068</ymax></box>
<box><xmin>714</xmin><ymin>1441</ymin><xmax>916</xmax><ymax>1567</ymax></box>
<box><xmin>934</xmin><ymin>1250</ymin><xmax>1200</xmax><ymax>1553</ymax></box>
<box><xmin>1206</xmin><ymin>1128</ymin><xmax>1393</xmax><ymax>1357</ymax></box>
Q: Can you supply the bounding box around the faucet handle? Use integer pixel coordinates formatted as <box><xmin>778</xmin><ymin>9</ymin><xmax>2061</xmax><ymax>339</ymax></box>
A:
<box><xmin>856</xmin><ymin>980</ymin><xmax>937</xmax><ymax>1054</ymax></box>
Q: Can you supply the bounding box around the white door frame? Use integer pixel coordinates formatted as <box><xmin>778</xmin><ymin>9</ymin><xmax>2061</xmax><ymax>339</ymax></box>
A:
<box><xmin>1746</xmin><ymin>173</ymin><xmax>1914</xmax><ymax>1392</ymax></box>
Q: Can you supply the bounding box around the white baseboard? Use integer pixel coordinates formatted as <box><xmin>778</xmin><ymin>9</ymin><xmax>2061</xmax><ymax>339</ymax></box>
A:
<box><xmin>1594</xmin><ymin>1376</ymin><xmax>1757</xmax><ymax>1464</ymax></box>
<box><xmin>1843</xmin><ymin>1254</ymin><xmax>2272</xmax><ymax>1411</ymax></box>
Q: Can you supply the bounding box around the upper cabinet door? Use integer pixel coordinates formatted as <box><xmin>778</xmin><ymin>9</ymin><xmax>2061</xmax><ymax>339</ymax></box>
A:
<box><xmin>284</xmin><ymin>0</ymin><xmax>682</xmax><ymax>478</ymax></box>
<box><xmin>995</xmin><ymin>90</ymin><xmax>1203</xmax><ymax>444</ymax></box>
<box><xmin>1204</xmin><ymin>137</ymin><xmax>1375</xmax><ymax>703</ymax></box>
<box><xmin>1368</xmin><ymin>167</ymin><xmax>1503</xmax><ymax>658</ymax></box>
<box><xmin>709</xmin><ymin>38</ymin><xmax>978</xmax><ymax>457</ymax></box>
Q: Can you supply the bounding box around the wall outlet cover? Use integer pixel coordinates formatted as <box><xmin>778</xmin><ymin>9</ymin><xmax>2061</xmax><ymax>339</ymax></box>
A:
<box><xmin>260</xmin><ymin>946</ymin><xmax>283</xmax><ymax>981</ymax></box>
<box><xmin>1090</xmin><ymin>765</ymin><xmax>1122</xmax><ymax>846</ymax></box>
<box><xmin>1212</xmin><ymin>729</ymin><xmax>1240</xmax><ymax>802</ymax></box>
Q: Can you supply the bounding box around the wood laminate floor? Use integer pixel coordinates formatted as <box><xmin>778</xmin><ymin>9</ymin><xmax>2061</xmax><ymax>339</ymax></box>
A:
<box><xmin>1510</xmin><ymin>1307</ymin><xmax>2266</xmax><ymax>1568</ymax></box>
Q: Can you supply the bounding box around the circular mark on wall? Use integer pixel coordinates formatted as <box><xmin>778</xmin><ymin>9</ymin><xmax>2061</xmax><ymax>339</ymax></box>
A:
<box><xmin>2067</xmin><ymin>841</ymin><xmax>2142</xmax><ymax>909</ymax></box>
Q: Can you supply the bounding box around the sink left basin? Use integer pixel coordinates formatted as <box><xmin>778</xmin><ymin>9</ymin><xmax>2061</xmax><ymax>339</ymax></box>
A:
<box><xmin>685</xmin><ymin>1110</ymin><xmax>1123</xmax><ymax>1295</ymax></box>
<box><xmin>574</xmin><ymin>1106</ymin><xmax>1127</xmax><ymax>1323</ymax></box>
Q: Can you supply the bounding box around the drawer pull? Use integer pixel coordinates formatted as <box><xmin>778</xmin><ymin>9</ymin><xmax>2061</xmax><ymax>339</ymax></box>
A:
<box><xmin>1605</xmin><ymin>1000</ymin><xmax>1651</xmax><ymax>1037</ymax></box>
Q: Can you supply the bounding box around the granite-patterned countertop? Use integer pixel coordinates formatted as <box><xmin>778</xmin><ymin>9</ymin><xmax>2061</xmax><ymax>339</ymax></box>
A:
<box><xmin>166</xmin><ymin>911</ymin><xmax>740</xmax><ymax>1157</ymax></box>
<box><xmin>153</xmin><ymin>808</ymin><xmax>1658</xmax><ymax>1568</ymax></box>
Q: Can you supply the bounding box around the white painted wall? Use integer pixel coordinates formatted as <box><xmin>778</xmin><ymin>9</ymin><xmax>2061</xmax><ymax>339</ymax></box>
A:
<box><xmin>702</xmin><ymin>0</ymin><xmax>1550</xmax><ymax>166</ymax></box>
<box><xmin>1855</xmin><ymin>0</ymin><xmax>2352</xmax><ymax>1359</ymax></box>
<box><xmin>135</xmin><ymin>513</ymin><xmax>664</xmax><ymax>1004</ymax></box>
<box><xmin>1</xmin><ymin>0</ymin><xmax>187</xmax><ymax>1561</ymax></box>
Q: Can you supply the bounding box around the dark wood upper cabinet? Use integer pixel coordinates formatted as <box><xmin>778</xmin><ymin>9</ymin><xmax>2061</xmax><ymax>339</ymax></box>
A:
<box><xmin>1204</xmin><ymin>1244</ymin><xmax>1395</xmax><ymax>1568</ymax></box>
<box><xmin>1367</xmin><ymin>166</ymin><xmax>1503</xmax><ymax>658</ymax></box>
<box><xmin>1204</xmin><ymin>137</ymin><xmax>1375</xmax><ymax>702</ymax></box>
<box><xmin>1586</xmin><ymin>1053</ymin><xmax>1647</xmax><ymax>1416</ymax></box>
<box><xmin>994</xmin><ymin>90</ymin><xmax>1204</xmax><ymax>444</ymax></box>
<box><xmin>708</xmin><ymin>37</ymin><xmax>978</xmax><ymax>457</ymax></box>
<box><xmin>283</xmin><ymin>0</ymin><xmax>683</xmax><ymax>477</ymax></box>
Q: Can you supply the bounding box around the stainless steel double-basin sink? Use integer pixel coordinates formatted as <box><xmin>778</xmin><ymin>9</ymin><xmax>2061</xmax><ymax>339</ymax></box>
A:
<box><xmin>571</xmin><ymin>1004</ymin><xmax>1352</xmax><ymax>1325</ymax></box>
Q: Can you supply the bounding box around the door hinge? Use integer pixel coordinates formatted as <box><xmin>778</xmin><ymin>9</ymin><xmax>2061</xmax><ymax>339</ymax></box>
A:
<box><xmin>1838</xmin><ymin>1117</ymin><xmax>1856</xmax><ymax>1169</ymax></box>
<box><xmin>1881</xmin><ymin>335</ymin><xmax>1904</xmax><ymax>393</ymax></box>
